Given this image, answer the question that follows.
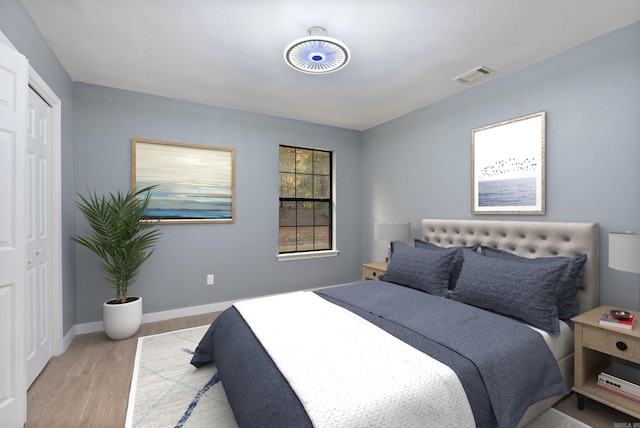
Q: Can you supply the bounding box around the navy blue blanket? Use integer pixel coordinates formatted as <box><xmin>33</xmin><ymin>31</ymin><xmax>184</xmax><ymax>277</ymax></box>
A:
<box><xmin>192</xmin><ymin>281</ymin><xmax>568</xmax><ymax>427</ymax></box>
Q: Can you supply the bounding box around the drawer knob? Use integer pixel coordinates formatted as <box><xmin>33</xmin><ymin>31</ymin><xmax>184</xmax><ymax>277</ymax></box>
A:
<box><xmin>372</xmin><ymin>272</ymin><xmax>377</xmax><ymax>277</ymax></box>
<box><xmin>616</xmin><ymin>341</ymin><xmax>628</xmax><ymax>351</ymax></box>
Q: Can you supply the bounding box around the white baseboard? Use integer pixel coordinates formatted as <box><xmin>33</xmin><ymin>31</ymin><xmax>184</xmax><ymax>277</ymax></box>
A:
<box><xmin>74</xmin><ymin>299</ymin><xmax>237</xmax><ymax>335</ymax></box>
<box><xmin>142</xmin><ymin>299</ymin><xmax>235</xmax><ymax>324</ymax></box>
<box><xmin>67</xmin><ymin>282</ymin><xmax>351</xmax><ymax>349</ymax></box>
<box><xmin>61</xmin><ymin>325</ymin><xmax>77</xmax><ymax>354</ymax></box>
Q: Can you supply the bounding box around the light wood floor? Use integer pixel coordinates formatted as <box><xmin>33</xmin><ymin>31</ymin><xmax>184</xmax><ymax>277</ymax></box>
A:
<box><xmin>26</xmin><ymin>313</ymin><xmax>639</xmax><ymax>428</ymax></box>
<box><xmin>554</xmin><ymin>393</ymin><xmax>640</xmax><ymax>428</ymax></box>
<box><xmin>26</xmin><ymin>312</ymin><xmax>220</xmax><ymax>428</ymax></box>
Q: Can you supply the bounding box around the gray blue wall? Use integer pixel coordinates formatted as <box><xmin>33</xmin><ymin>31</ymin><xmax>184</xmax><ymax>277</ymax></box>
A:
<box><xmin>362</xmin><ymin>22</ymin><xmax>640</xmax><ymax>309</ymax></box>
<box><xmin>0</xmin><ymin>0</ymin><xmax>77</xmax><ymax>333</ymax></box>
<box><xmin>73</xmin><ymin>84</ymin><xmax>362</xmax><ymax>323</ymax></box>
<box><xmin>2</xmin><ymin>0</ymin><xmax>639</xmax><ymax>331</ymax></box>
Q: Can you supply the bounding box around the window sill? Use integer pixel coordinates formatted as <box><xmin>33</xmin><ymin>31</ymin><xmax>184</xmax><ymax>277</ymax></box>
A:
<box><xmin>277</xmin><ymin>250</ymin><xmax>340</xmax><ymax>262</ymax></box>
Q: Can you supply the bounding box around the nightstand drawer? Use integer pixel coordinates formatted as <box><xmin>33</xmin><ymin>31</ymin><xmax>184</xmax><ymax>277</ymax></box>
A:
<box><xmin>363</xmin><ymin>266</ymin><xmax>382</xmax><ymax>280</ymax></box>
<box><xmin>583</xmin><ymin>325</ymin><xmax>640</xmax><ymax>363</ymax></box>
<box><xmin>362</xmin><ymin>262</ymin><xmax>388</xmax><ymax>281</ymax></box>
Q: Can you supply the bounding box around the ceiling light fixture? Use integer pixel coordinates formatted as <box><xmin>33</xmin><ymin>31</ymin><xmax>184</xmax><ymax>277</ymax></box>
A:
<box><xmin>284</xmin><ymin>26</ymin><xmax>350</xmax><ymax>74</ymax></box>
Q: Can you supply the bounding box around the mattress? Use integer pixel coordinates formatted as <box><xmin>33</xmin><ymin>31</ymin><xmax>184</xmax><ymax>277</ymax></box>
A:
<box><xmin>528</xmin><ymin>319</ymin><xmax>574</xmax><ymax>362</ymax></box>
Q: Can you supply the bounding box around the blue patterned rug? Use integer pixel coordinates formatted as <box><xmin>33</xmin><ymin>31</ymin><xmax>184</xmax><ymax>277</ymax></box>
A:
<box><xmin>125</xmin><ymin>326</ymin><xmax>237</xmax><ymax>428</ymax></box>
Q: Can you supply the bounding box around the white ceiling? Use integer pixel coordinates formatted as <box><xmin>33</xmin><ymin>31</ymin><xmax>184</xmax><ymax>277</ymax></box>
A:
<box><xmin>21</xmin><ymin>0</ymin><xmax>640</xmax><ymax>131</ymax></box>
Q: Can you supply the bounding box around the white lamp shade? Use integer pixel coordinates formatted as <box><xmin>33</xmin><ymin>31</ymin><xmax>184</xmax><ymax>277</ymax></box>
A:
<box><xmin>609</xmin><ymin>231</ymin><xmax>640</xmax><ymax>274</ymax></box>
<box><xmin>374</xmin><ymin>221</ymin><xmax>411</xmax><ymax>241</ymax></box>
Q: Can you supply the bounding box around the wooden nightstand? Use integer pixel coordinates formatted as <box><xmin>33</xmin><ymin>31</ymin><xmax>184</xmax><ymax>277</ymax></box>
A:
<box><xmin>572</xmin><ymin>304</ymin><xmax>640</xmax><ymax>418</ymax></box>
<box><xmin>362</xmin><ymin>261</ymin><xmax>388</xmax><ymax>281</ymax></box>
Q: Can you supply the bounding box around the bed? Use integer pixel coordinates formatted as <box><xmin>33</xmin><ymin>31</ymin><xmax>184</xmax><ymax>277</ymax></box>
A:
<box><xmin>192</xmin><ymin>219</ymin><xmax>600</xmax><ymax>427</ymax></box>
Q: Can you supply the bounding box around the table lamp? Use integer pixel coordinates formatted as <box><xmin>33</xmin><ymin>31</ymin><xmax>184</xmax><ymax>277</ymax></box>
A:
<box><xmin>375</xmin><ymin>221</ymin><xmax>411</xmax><ymax>262</ymax></box>
<box><xmin>609</xmin><ymin>231</ymin><xmax>640</xmax><ymax>311</ymax></box>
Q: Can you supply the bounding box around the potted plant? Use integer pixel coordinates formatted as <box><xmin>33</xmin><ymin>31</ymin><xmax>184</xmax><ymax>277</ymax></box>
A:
<box><xmin>72</xmin><ymin>185</ymin><xmax>161</xmax><ymax>340</ymax></box>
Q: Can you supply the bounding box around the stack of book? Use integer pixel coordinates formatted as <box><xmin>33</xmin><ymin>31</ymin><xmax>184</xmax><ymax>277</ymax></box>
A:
<box><xmin>598</xmin><ymin>310</ymin><xmax>635</xmax><ymax>330</ymax></box>
<box><xmin>598</xmin><ymin>360</ymin><xmax>640</xmax><ymax>403</ymax></box>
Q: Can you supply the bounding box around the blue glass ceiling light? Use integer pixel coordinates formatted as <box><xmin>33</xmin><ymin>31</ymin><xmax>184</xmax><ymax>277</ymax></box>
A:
<box><xmin>284</xmin><ymin>26</ymin><xmax>350</xmax><ymax>74</ymax></box>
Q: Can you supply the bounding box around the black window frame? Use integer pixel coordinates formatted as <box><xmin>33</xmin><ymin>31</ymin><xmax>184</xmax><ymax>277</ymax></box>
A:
<box><xmin>278</xmin><ymin>145</ymin><xmax>333</xmax><ymax>254</ymax></box>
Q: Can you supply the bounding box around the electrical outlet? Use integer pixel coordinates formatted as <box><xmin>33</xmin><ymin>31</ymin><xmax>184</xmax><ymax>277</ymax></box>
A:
<box><xmin>207</xmin><ymin>274</ymin><xmax>214</xmax><ymax>286</ymax></box>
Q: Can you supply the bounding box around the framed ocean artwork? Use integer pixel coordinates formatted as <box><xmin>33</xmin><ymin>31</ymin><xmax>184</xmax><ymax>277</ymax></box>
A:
<box><xmin>132</xmin><ymin>138</ymin><xmax>235</xmax><ymax>223</ymax></box>
<box><xmin>471</xmin><ymin>111</ymin><xmax>546</xmax><ymax>215</ymax></box>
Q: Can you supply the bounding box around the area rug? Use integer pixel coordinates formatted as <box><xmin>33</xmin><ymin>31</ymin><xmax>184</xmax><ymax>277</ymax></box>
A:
<box><xmin>126</xmin><ymin>325</ymin><xmax>590</xmax><ymax>428</ymax></box>
<box><xmin>125</xmin><ymin>326</ymin><xmax>237</xmax><ymax>428</ymax></box>
<box><xmin>523</xmin><ymin>407</ymin><xmax>591</xmax><ymax>428</ymax></box>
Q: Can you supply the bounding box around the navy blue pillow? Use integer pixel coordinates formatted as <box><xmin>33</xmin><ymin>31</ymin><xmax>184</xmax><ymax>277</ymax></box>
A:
<box><xmin>415</xmin><ymin>239</ymin><xmax>479</xmax><ymax>290</ymax></box>
<box><xmin>380</xmin><ymin>241</ymin><xmax>458</xmax><ymax>296</ymax></box>
<box><xmin>451</xmin><ymin>249</ymin><xmax>565</xmax><ymax>336</ymax></box>
<box><xmin>480</xmin><ymin>246</ymin><xmax>587</xmax><ymax>323</ymax></box>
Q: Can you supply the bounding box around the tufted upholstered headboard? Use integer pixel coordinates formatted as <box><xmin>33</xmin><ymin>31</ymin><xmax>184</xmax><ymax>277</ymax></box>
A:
<box><xmin>421</xmin><ymin>219</ymin><xmax>600</xmax><ymax>314</ymax></box>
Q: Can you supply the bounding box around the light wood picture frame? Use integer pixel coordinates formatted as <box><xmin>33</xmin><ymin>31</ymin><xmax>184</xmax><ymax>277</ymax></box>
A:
<box><xmin>471</xmin><ymin>111</ymin><xmax>546</xmax><ymax>215</ymax></box>
<box><xmin>132</xmin><ymin>138</ymin><xmax>235</xmax><ymax>224</ymax></box>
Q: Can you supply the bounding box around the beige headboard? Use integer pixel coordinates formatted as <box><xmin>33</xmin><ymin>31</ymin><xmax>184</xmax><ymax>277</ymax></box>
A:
<box><xmin>421</xmin><ymin>219</ymin><xmax>600</xmax><ymax>314</ymax></box>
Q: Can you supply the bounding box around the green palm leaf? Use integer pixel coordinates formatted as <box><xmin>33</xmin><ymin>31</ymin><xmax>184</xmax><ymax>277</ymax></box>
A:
<box><xmin>71</xmin><ymin>185</ymin><xmax>162</xmax><ymax>303</ymax></box>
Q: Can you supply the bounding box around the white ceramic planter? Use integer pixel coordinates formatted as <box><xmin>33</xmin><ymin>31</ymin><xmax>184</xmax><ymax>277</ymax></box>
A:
<box><xmin>103</xmin><ymin>297</ymin><xmax>142</xmax><ymax>340</ymax></box>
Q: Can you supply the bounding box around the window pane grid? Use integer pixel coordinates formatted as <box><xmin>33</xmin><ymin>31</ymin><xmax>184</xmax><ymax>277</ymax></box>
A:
<box><xmin>279</xmin><ymin>145</ymin><xmax>332</xmax><ymax>254</ymax></box>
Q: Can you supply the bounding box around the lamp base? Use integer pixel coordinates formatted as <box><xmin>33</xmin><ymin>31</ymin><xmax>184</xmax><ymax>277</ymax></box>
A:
<box><xmin>387</xmin><ymin>241</ymin><xmax>396</xmax><ymax>263</ymax></box>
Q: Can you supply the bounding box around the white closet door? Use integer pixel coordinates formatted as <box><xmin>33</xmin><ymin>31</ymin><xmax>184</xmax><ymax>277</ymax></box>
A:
<box><xmin>0</xmin><ymin>41</ymin><xmax>28</xmax><ymax>427</ymax></box>
<box><xmin>26</xmin><ymin>86</ymin><xmax>53</xmax><ymax>387</ymax></box>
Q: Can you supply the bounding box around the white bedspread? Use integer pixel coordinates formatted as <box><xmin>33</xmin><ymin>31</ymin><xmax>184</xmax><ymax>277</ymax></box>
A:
<box><xmin>234</xmin><ymin>291</ymin><xmax>475</xmax><ymax>428</ymax></box>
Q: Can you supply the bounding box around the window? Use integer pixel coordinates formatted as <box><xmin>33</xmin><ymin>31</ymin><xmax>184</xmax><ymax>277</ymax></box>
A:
<box><xmin>279</xmin><ymin>145</ymin><xmax>333</xmax><ymax>254</ymax></box>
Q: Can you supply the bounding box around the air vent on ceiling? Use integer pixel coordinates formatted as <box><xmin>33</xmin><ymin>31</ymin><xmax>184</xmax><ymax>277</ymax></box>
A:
<box><xmin>453</xmin><ymin>66</ymin><xmax>493</xmax><ymax>84</ymax></box>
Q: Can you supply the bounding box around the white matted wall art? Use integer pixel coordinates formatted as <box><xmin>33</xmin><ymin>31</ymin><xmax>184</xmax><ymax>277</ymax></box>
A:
<box><xmin>471</xmin><ymin>111</ymin><xmax>546</xmax><ymax>215</ymax></box>
<box><xmin>132</xmin><ymin>138</ymin><xmax>235</xmax><ymax>224</ymax></box>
